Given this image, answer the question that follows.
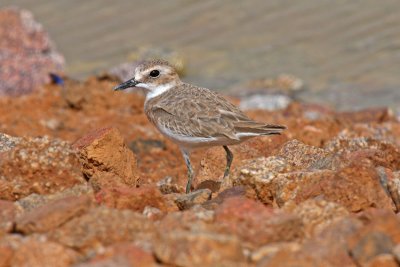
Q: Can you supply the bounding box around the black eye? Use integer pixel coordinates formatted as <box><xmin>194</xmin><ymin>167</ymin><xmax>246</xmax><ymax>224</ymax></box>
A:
<box><xmin>149</xmin><ymin>70</ymin><xmax>160</xmax><ymax>78</ymax></box>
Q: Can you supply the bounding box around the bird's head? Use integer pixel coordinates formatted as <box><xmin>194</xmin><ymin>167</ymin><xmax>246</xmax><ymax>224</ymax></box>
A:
<box><xmin>114</xmin><ymin>60</ymin><xmax>181</xmax><ymax>99</ymax></box>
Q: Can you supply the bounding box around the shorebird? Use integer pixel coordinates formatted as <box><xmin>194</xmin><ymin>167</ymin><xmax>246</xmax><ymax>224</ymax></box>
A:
<box><xmin>114</xmin><ymin>60</ymin><xmax>286</xmax><ymax>193</ymax></box>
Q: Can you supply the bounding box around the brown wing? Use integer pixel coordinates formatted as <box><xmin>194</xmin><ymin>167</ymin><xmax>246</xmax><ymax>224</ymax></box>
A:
<box><xmin>150</xmin><ymin>84</ymin><xmax>285</xmax><ymax>140</ymax></box>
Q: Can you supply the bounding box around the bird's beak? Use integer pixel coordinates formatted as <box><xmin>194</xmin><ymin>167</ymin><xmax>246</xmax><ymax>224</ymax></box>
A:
<box><xmin>113</xmin><ymin>78</ymin><xmax>139</xmax><ymax>91</ymax></box>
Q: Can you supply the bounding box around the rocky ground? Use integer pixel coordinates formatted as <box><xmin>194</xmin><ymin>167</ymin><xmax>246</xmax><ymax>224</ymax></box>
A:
<box><xmin>2</xmin><ymin>6</ymin><xmax>400</xmax><ymax>267</ymax></box>
<box><xmin>0</xmin><ymin>75</ymin><xmax>400</xmax><ymax>267</ymax></box>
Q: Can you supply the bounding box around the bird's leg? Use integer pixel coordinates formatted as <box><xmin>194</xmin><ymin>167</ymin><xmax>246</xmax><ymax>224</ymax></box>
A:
<box><xmin>223</xmin><ymin>146</ymin><xmax>233</xmax><ymax>179</ymax></box>
<box><xmin>181</xmin><ymin>149</ymin><xmax>194</xmax><ymax>194</ymax></box>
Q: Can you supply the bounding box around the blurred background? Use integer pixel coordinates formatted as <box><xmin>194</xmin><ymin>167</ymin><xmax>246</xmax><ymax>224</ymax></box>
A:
<box><xmin>1</xmin><ymin>0</ymin><xmax>400</xmax><ymax>110</ymax></box>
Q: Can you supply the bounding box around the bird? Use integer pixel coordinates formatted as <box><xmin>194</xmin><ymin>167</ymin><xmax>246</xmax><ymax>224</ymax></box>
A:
<box><xmin>114</xmin><ymin>59</ymin><xmax>286</xmax><ymax>193</ymax></box>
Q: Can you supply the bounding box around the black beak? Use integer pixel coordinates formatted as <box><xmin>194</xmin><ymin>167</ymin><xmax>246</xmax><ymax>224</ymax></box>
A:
<box><xmin>113</xmin><ymin>78</ymin><xmax>139</xmax><ymax>91</ymax></box>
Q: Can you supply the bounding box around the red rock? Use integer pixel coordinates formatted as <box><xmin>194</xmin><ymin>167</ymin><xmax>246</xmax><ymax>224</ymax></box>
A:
<box><xmin>337</xmin><ymin>108</ymin><xmax>394</xmax><ymax>124</ymax></box>
<box><xmin>277</xmin><ymin>139</ymin><xmax>337</xmax><ymax>171</ymax></box>
<box><xmin>49</xmin><ymin>207</ymin><xmax>155</xmax><ymax>253</ymax></box>
<box><xmin>0</xmin><ymin>136</ymin><xmax>85</xmax><ymax>200</ymax></box>
<box><xmin>203</xmin><ymin>186</ymin><xmax>257</xmax><ymax>210</ymax></box>
<box><xmin>73</xmin><ymin>127</ymin><xmax>140</xmax><ymax>190</ymax></box>
<box><xmin>291</xmin><ymin>199</ymin><xmax>349</xmax><ymax>237</ymax></box>
<box><xmin>175</xmin><ymin>189</ymin><xmax>212</xmax><ymax>210</ymax></box>
<box><xmin>0</xmin><ymin>244</ymin><xmax>13</xmax><ymax>267</ymax></box>
<box><xmin>0</xmin><ymin>200</ymin><xmax>17</xmax><ymax>236</ymax></box>
<box><xmin>260</xmin><ymin>218</ymin><xmax>362</xmax><ymax>267</ymax></box>
<box><xmin>83</xmin><ymin>243</ymin><xmax>157</xmax><ymax>267</ymax></box>
<box><xmin>16</xmin><ymin>195</ymin><xmax>91</xmax><ymax>234</ymax></box>
<box><xmin>10</xmin><ymin>238</ymin><xmax>79</xmax><ymax>267</ymax></box>
<box><xmin>95</xmin><ymin>185</ymin><xmax>169</xmax><ymax>212</ymax></box>
<box><xmin>364</xmin><ymin>254</ymin><xmax>398</xmax><ymax>267</ymax></box>
<box><xmin>325</xmin><ymin>136</ymin><xmax>400</xmax><ymax>170</ymax></box>
<box><xmin>214</xmin><ymin>197</ymin><xmax>303</xmax><ymax>248</ymax></box>
<box><xmin>293</xmin><ymin>163</ymin><xmax>395</xmax><ymax>212</ymax></box>
<box><xmin>349</xmin><ymin>232</ymin><xmax>394</xmax><ymax>266</ymax></box>
<box><xmin>0</xmin><ymin>7</ymin><xmax>64</xmax><ymax>96</ymax></box>
<box><xmin>350</xmin><ymin>209</ymin><xmax>400</xmax><ymax>244</ymax></box>
<box><xmin>154</xmin><ymin>230</ymin><xmax>246</xmax><ymax>267</ymax></box>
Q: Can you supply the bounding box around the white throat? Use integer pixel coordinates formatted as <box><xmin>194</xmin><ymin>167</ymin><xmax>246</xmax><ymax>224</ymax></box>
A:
<box><xmin>145</xmin><ymin>82</ymin><xmax>175</xmax><ymax>101</ymax></box>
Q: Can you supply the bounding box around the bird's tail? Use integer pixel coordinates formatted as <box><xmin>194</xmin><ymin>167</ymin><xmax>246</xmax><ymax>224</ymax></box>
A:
<box><xmin>234</xmin><ymin>121</ymin><xmax>286</xmax><ymax>136</ymax></box>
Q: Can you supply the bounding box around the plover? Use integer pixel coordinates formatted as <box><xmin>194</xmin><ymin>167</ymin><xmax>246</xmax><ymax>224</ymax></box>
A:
<box><xmin>114</xmin><ymin>60</ymin><xmax>286</xmax><ymax>193</ymax></box>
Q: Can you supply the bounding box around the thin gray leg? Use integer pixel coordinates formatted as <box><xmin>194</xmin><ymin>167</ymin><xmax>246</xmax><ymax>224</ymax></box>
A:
<box><xmin>181</xmin><ymin>149</ymin><xmax>194</xmax><ymax>194</ymax></box>
<box><xmin>223</xmin><ymin>146</ymin><xmax>233</xmax><ymax>179</ymax></box>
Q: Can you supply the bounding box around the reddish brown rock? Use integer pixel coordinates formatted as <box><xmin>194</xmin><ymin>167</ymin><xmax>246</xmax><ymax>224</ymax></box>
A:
<box><xmin>214</xmin><ymin>197</ymin><xmax>303</xmax><ymax>248</ymax></box>
<box><xmin>10</xmin><ymin>237</ymin><xmax>80</xmax><ymax>267</ymax></box>
<box><xmin>49</xmin><ymin>206</ymin><xmax>155</xmax><ymax>253</ymax></box>
<box><xmin>80</xmin><ymin>243</ymin><xmax>157</xmax><ymax>267</ymax></box>
<box><xmin>156</xmin><ymin>176</ymin><xmax>184</xmax><ymax>194</ymax></box>
<box><xmin>349</xmin><ymin>232</ymin><xmax>394</xmax><ymax>266</ymax></box>
<box><xmin>294</xmin><ymin>162</ymin><xmax>395</xmax><ymax>212</ymax></box>
<box><xmin>73</xmin><ymin>127</ymin><xmax>140</xmax><ymax>190</ymax></box>
<box><xmin>203</xmin><ymin>186</ymin><xmax>257</xmax><ymax>210</ymax></box>
<box><xmin>175</xmin><ymin>189</ymin><xmax>212</xmax><ymax>210</ymax></box>
<box><xmin>364</xmin><ymin>254</ymin><xmax>398</xmax><ymax>267</ymax></box>
<box><xmin>0</xmin><ymin>136</ymin><xmax>85</xmax><ymax>200</ymax></box>
<box><xmin>260</xmin><ymin>218</ymin><xmax>362</xmax><ymax>267</ymax></box>
<box><xmin>0</xmin><ymin>244</ymin><xmax>13</xmax><ymax>267</ymax></box>
<box><xmin>291</xmin><ymin>199</ymin><xmax>349</xmax><ymax>237</ymax></box>
<box><xmin>16</xmin><ymin>195</ymin><xmax>91</xmax><ymax>234</ymax></box>
<box><xmin>95</xmin><ymin>185</ymin><xmax>169</xmax><ymax>212</ymax></box>
<box><xmin>350</xmin><ymin>209</ymin><xmax>400</xmax><ymax>244</ymax></box>
<box><xmin>325</xmin><ymin>136</ymin><xmax>400</xmax><ymax>170</ymax></box>
<box><xmin>277</xmin><ymin>139</ymin><xmax>338</xmax><ymax>171</ymax></box>
<box><xmin>0</xmin><ymin>200</ymin><xmax>17</xmax><ymax>236</ymax></box>
<box><xmin>154</xmin><ymin>230</ymin><xmax>246</xmax><ymax>267</ymax></box>
<box><xmin>0</xmin><ymin>7</ymin><xmax>64</xmax><ymax>96</ymax></box>
<box><xmin>231</xmin><ymin>156</ymin><xmax>292</xmax><ymax>204</ymax></box>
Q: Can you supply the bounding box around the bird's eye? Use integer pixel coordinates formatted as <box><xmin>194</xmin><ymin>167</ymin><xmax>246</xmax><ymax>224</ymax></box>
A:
<box><xmin>149</xmin><ymin>70</ymin><xmax>160</xmax><ymax>78</ymax></box>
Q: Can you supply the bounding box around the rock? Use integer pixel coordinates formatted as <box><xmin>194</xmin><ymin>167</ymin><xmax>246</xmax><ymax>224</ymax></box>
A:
<box><xmin>349</xmin><ymin>232</ymin><xmax>394</xmax><ymax>266</ymax></box>
<box><xmin>16</xmin><ymin>184</ymin><xmax>93</xmax><ymax>213</ymax></box>
<box><xmin>393</xmin><ymin>243</ymin><xmax>400</xmax><ymax>262</ymax></box>
<box><xmin>350</xmin><ymin>209</ymin><xmax>400</xmax><ymax>244</ymax></box>
<box><xmin>277</xmin><ymin>139</ymin><xmax>338</xmax><ymax>171</ymax></box>
<box><xmin>259</xmin><ymin>218</ymin><xmax>362</xmax><ymax>267</ymax></box>
<box><xmin>291</xmin><ymin>199</ymin><xmax>349</xmax><ymax>237</ymax></box>
<box><xmin>0</xmin><ymin>244</ymin><xmax>13</xmax><ymax>267</ymax></box>
<box><xmin>0</xmin><ymin>133</ymin><xmax>21</xmax><ymax>153</ymax></box>
<box><xmin>10</xmin><ymin>237</ymin><xmax>80</xmax><ymax>267</ymax></box>
<box><xmin>175</xmin><ymin>189</ymin><xmax>212</xmax><ymax>210</ymax></box>
<box><xmin>214</xmin><ymin>197</ymin><xmax>303</xmax><ymax>248</ymax></box>
<box><xmin>232</xmin><ymin>156</ymin><xmax>291</xmax><ymax>204</ymax></box>
<box><xmin>380</xmin><ymin>170</ymin><xmax>400</xmax><ymax>212</ymax></box>
<box><xmin>0</xmin><ymin>200</ymin><xmax>17</xmax><ymax>237</ymax></box>
<box><xmin>76</xmin><ymin>243</ymin><xmax>157</xmax><ymax>267</ymax></box>
<box><xmin>154</xmin><ymin>230</ymin><xmax>245</xmax><ymax>267</ymax></box>
<box><xmin>73</xmin><ymin>127</ymin><xmax>140</xmax><ymax>191</ymax></box>
<box><xmin>250</xmin><ymin>242</ymin><xmax>301</xmax><ymax>263</ymax></box>
<box><xmin>129</xmin><ymin>138</ymin><xmax>166</xmax><ymax>154</ymax></box>
<box><xmin>292</xmin><ymin>162</ymin><xmax>395</xmax><ymax>212</ymax></box>
<box><xmin>0</xmin><ymin>136</ymin><xmax>85</xmax><ymax>200</ymax></box>
<box><xmin>156</xmin><ymin>176</ymin><xmax>184</xmax><ymax>194</ymax></box>
<box><xmin>0</xmin><ymin>7</ymin><xmax>64</xmax><ymax>96</ymax></box>
<box><xmin>325</xmin><ymin>136</ymin><xmax>400</xmax><ymax>170</ymax></box>
<box><xmin>195</xmin><ymin>179</ymin><xmax>221</xmax><ymax>193</ymax></box>
<box><xmin>95</xmin><ymin>185</ymin><xmax>169</xmax><ymax>212</ymax></box>
<box><xmin>364</xmin><ymin>254</ymin><xmax>398</xmax><ymax>267</ymax></box>
<box><xmin>15</xmin><ymin>195</ymin><xmax>91</xmax><ymax>234</ymax></box>
<box><xmin>49</xmin><ymin>207</ymin><xmax>155</xmax><ymax>253</ymax></box>
<box><xmin>203</xmin><ymin>186</ymin><xmax>257</xmax><ymax>210</ymax></box>
<box><xmin>337</xmin><ymin>108</ymin><xmax>394</xmax><ymax>124</ymax></box>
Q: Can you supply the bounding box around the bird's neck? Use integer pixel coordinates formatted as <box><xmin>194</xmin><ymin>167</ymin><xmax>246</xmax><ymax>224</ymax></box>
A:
<box><xmin>145</xmin><ymin>81</ymin><xmax>180</xmax><ymax>101</ymax></box>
